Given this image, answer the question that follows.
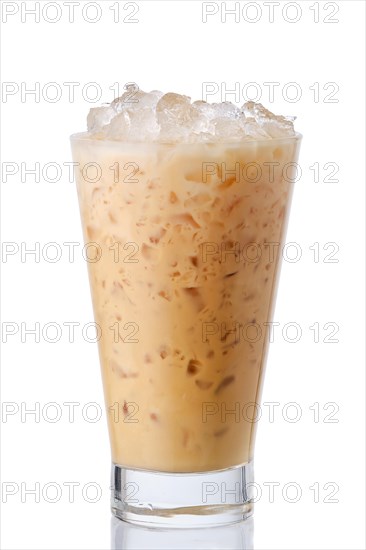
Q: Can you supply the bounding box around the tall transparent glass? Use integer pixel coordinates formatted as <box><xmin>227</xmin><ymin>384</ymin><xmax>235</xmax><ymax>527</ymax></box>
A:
<box><xmin>71</xmin><ymin>133</ymin><xmax>302</xmax><ymax>526</ymax></box>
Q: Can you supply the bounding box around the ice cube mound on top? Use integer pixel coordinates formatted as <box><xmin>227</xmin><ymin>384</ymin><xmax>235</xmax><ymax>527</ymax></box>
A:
<box><xmin>86</xmin><ymin>85</ymin><xmax>296</xmax><ymax>143</ymax></box>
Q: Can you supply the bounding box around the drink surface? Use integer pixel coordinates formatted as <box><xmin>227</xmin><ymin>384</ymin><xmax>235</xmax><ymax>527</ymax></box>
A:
<box><xmin>72</xmin><ymin>88</ymin><xmax>301</xmax><ymax>472</ymax></box>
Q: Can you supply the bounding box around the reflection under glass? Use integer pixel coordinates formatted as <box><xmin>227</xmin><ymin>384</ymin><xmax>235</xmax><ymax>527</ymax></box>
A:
<box><xmin>111</xmin><ymin>515</ymin><xmax>254</xmax><ymax>550</ymax></box>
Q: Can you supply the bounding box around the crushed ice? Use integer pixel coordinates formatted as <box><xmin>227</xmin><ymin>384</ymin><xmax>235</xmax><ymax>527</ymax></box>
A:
<box><xmin>86</xmin><ymin>85</ymin><xmax>297</xmax><ymax>142</ymax></box>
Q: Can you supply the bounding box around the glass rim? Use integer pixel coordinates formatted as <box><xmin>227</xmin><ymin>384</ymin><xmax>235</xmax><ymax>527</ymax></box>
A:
<box><xmin>70</xmin><ymin>131</ymin><xmax>303</xmax><ymax>147</ymax></box>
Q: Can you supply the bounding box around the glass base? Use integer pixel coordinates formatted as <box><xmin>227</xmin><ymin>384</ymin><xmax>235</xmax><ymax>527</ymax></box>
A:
<box><xmin>111</xmin><ymin>461</ymin><xmax>254</xmax><ymax>528</ymax></box>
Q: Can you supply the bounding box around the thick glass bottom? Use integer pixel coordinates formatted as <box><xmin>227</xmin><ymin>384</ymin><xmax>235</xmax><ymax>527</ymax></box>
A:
<box><xmin>111</xmin><ymin>461</ymin><xmax>254</xmax><ymax>528</ymax></box>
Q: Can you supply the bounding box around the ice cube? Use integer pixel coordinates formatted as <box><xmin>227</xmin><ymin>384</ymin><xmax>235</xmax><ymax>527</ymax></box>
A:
<box><xmin>128</xmin><ymin>108</ymin><xmax>160</xmax><ymax>141</ymax></box>
<box><xmin>242</xmin><ymin>102</ymin><xmax>295</xmax><ymax>137</ymax></box>
<box><xmin>104</xmin><ymin>111</ymin><xmax>130</xmax><ymax>140</ymax></box>
<box><xmin>243</xmin><ymin>117</ymin><xmax>271</xmax><ymax>139</ymax></box>
<box><xmin>87</xmin><ymin>106</ymin><xmax>115</xmax><ymax>132</ymax></box>
<box><xmin>111</xmin><ymin>89</ymin><xmax>154</xmax><ymax>113</ymax></box>
<box><xmin>212</xmin><ymin>118</ymin><xmax>246</xmax><ymax>140</ymax></box>
<box><xmin>192</xmin><ymin>100</ymin><xmax>217</xmax><ymax>119</ymax></box>
<box><xmin>157</xmin><ymin>93</ymin><xmax>193</xmax><ymax>123</ymax></box>
<box><xmin>157</xmin><ymin>93</ymin><xmax>199</xmax><ymax>142</ymax></box>
<box><xmin>212</xmin><ymin>101</ymin><xmax>240</xmax><ymax>119</ymax></box>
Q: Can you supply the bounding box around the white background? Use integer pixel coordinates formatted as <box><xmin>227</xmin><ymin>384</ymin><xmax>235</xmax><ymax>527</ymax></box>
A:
<box><xmin>0</xmin><ymin>1</ymin><xmax>365</xmax><ymax>549</ymax></box>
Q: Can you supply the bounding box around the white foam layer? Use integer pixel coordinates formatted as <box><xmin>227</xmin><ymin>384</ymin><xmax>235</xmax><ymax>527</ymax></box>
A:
<box><xmin>86</xmin><ymin>86</ymin><xmax>297</xmax><ymax>143</ymax></box>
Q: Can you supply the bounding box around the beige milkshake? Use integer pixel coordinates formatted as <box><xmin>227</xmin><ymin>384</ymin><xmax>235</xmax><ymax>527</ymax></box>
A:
<box><xmin>71</xmin><ymin>88</ymin><xmax>301</xmax><ymax>523</ymax></box>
